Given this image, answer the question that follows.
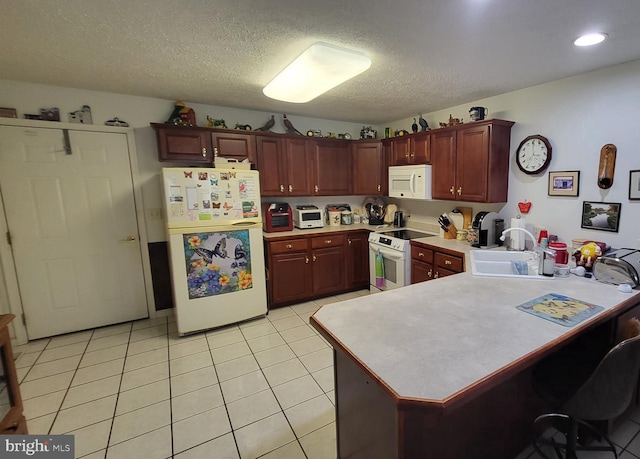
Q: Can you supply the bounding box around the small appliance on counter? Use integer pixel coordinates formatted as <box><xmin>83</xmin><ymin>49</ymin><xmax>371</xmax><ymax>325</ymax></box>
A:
<box><xmin>471</xmin><ymin>211</ymin><xmax>503</xmax><ymax>248</ymax></box>
<box><xmin>263</xmin><ymin>202</ymin><xmax>293</xmax><ymax>233</ymax></box>
<box><xmin>593</xmin><ymin>249</ymin><xmax>640</xmax><ymax>289</ymax></box>
<box><xmin>294</xmin><ymin>205</ymin><xmax>324</xmax><ymax>229</ymax></box>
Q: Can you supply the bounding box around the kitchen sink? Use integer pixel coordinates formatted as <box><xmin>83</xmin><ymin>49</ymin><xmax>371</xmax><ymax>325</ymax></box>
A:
<box><xmin>470</xmin><ymin>250</ymin><xmax>552</xmax><ymax>279</ymax></box>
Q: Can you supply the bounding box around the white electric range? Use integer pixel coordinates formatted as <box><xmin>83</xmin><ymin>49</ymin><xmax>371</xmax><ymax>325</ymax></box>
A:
<box><xmin>368</xmin><ymin>228</ymin><xmax>436</xmax><ymax>292</ymax></box>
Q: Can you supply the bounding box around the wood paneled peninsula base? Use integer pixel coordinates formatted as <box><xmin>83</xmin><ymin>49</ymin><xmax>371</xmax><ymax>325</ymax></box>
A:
<box><xmin>310</xmin><ymin>273</ymin><xmax>640</xmax><ymax>458</ymax></box>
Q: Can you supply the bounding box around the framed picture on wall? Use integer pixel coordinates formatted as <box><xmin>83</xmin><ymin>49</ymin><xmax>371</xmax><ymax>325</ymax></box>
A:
<box><xmin>581</xmin><ymin>201</ymin><xmax>621</xmax><ymax>232</ymax></box>
<box><xmin>629</xmin><ymin>170</ymin><xmax>640</xmax><ymax>200</ymax></box>
<box><xmin>548</xmin><ymin>171</ymin><xmax>580</xmax><ymax>196</ymax></box>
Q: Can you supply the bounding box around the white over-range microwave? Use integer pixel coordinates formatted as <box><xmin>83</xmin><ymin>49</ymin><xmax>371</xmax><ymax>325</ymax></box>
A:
<box><xmin>388</xmin><ymin>164</ymin><xmax>432</xmax><ymax>199</ymax></box>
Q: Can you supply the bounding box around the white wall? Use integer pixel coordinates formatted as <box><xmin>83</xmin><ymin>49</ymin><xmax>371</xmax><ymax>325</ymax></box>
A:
<box><xmin>386</xmin><ymin>59</ymin><xmax>640</xmax><ymax>249</ymax></box>
<box><xmin>0</xmin><ymin>79</ymin><xmax>373</xmax><ymax>243</ymax></box>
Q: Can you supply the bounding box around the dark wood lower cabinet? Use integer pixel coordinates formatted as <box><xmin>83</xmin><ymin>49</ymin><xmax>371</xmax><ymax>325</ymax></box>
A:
<box><xmin>410</xmin><ymin>242</ymin><xmax>464</xmax><ymax>283</ymax></box>
<box><xmin>265</xmin><ymin>230</ymin><xmax>370</xmax><ymax>308</ymax></box>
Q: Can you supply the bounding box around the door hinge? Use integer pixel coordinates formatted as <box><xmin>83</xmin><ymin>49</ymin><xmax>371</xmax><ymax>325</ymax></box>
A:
<box><xmin>6</xmin><ymin>231</ymin><xmax>11</xmax><ymax>245</ymax></box>
<box><xmin>21</xmin><ymin>313</ymin><xmax>26</xmax><ymax>326</ymax></box>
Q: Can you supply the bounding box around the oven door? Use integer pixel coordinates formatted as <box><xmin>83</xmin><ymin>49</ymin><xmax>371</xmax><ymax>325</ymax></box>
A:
<box><xmin>368</xmin><ymin>243</ymin><xmax>407</xmax><ymax>292</ymax></box>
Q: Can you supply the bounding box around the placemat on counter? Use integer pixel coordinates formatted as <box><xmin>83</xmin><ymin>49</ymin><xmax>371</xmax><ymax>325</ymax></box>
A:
<box><xmin>516</xmin><ymin>293</ymin><xmax>604</xmax><ymax>327</ymax></box>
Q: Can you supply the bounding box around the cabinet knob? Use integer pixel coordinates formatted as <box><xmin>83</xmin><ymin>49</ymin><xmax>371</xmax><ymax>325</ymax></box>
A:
<box><xmin>445</xmin><ymin>259</ymin><xmax>452</xmax><ymax>265</ymax></box>
<box><xmin>418</xmin><ymin>252</ymin><xmax>424</xmax><ymax>257</ymax></box>
<box><xmin>325</xmin><ymin>239</ymin><xmax>331</xmax><ymax>244</ymax></box>
<box><xmin>377</xmin><ymin>184</ymin><xmax>381</xmax><ymax>192</ymax></box>
<box><xmin>434</xmin><ymin>272</ymin><xmax>439</xmax><ymax>279</ymax></box>
<box><xmin>280</xmin><ymin>185</ymin><xmax>284</xmax><ymax>193</ymax></box>
<box><xmin>123</xmin><ymin>236</ymin><xmax>136</xmax><ymax>242</ymax></box>
<box><xmin>428</xmin><ymin>269</ymin><xmax>432</xmax><ymax>278</ymax></box>
<box><xmin>348</xmin><ymin>239</ymin><xmax>352</xmax><ymax>245</ymax></box>
<box><xmin>410</xmin><ymin>152</ymin><xmax>415</xmax><ymax>158</ymax></box>
<box><xmin>285</xmin><ymin>244</ymin><xmax>292</xmax><ymax>249</ymax></box>
<box><xmin>305</xmin><ymin>256</ymin><xmax>309</xmax><ymax>264</ymax></box>
<box><xmin>214</xmin><ymin>147</ymin><xmax>219</xmax><ymax>156</ymax></box>
<box><xmin>449</xmin><ymin>186</ymin><xmax>455</xmax><ymax>195</ymax></box>
<box><xmin>312</xmin><ymin>254</ymin><xmax>317</xmax><ymax>262</ymax></box>
<box><xmin>202</xmin><ymin>148</ymin><xmax>207</xmax><ymax>157</ymax></box>
<box><xmin>289</xmin><ymin>184</ymin><xmax>293</xmax><ymax>193</ymax></box>
<box><xmin>314</xmin><ymin>185</ymin><xmax>319</xmax><ymax>193</ymax></box>
<box><xmin>457</xmin><ymin>187</ymin><xmax>462</xmax><ymax>195</ymax></box>
<box><xmin>405</xmin><ymin>153</ymin><xmax>409</xmax><ymax>159</ymax></box>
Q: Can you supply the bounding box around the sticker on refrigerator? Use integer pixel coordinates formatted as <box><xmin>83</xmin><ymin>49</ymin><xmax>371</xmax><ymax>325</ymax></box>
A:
<box><xmin>169</xmin><ymin>185</ymin><xmax>183</xmax><ymax>202</ymax></box>
<box><xmin>186</xmin><ymin>187</ymin><xmax>199</xmax><ymax>210</ymax></box>
<box><xmin>239</xmin><ymin>178</ymin><xmax>258</xmax><ymax>200</ymax></box>
<box><xmin>243</xmin><ymin>201</ymin><xmax>258</xmax><ymax>218</ymax></box>
<box><xmin>184</xmin><ymin>230</ymin><xmax>253</xmax><ymax>299</ymax></box>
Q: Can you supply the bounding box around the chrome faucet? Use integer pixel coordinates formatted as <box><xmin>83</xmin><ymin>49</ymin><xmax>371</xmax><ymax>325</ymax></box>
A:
<box><xmin>499</xmin><ymin>227</ymin><xmax>538</xmax><ymax>250</ymax></box>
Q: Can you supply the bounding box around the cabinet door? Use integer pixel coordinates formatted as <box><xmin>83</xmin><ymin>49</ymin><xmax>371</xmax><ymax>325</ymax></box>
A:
<box><xmin>456</xmin><ymin>124</ymin><xmax>490</xmax><ymax>202</ymax></box>
<box><xmin>211</xmin><ymin>132</ymin><xmax>256</xmax><ymax>163</ymax></box>
<box><xmin>312</xmin><ymin>246</ymin><xmax>347</xmax><ymax>295</ymax></box>
<box><xmin>431</xmin><ymin>130</ymin><xmax>457</xmax><ymax>200</ymax></box>
<box><xmin>352</xmin><ymin>141</ymin><xmax>383</xmax><ymax>195</ymax></box>
<box><xmin>346</xmin><ymin>231</ymin><xmax>370</xmax><ymax>288</ymax></box>
<box><xmin>285</xmin><ymin>138</ymin><xmax>314</xmax><ymax>196</ymax></box>
<box><xmin>411</xmin><ymin>260</ymin><xmax>433</xmax><ymax>283</ymax></box>
<box><xmin>411</xmin><ymin>131</ymin><xmax>431</xmax><ymax>164</ymax></box>
<box><xmin>155</xmin><ymin>126</ymin><xmax>212</xmax><ymax>162</ymax></box>
<box><xmin>256</xmin><ymin>136</ymin><xmax>286</xmax><ymax>196</ymax></box>
<box><xmin>391</xmin><ymin>136</ymin><xmax>411</xmax><ymax>165</ymax></box>
<box><xmin>312</xmin><ymin>140</ymin><xmax>351</xmax><ymax>195</ymax></box>
<box><xmin>269</xmin><ymin>251</ymin><xmax>311</xmax><ymax>305</ymax></box>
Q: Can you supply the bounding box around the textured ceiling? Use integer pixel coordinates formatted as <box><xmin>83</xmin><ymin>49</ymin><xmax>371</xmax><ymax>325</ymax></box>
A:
<box><xmin>2</xmin><ymin>0</ymin><xmax>640</xmax><ymax>124</ymax></box>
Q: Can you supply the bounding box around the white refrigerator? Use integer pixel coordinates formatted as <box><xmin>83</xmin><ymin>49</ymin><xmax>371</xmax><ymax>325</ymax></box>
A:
<box><xmin>161</xmin><ymin>167</ymin><xmax>267</xmax><ymax>335</ymax></box>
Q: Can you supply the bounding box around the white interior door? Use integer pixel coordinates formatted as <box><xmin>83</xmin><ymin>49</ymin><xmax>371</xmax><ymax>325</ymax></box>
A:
<box><xmin>0</xmin><ymin>126</ymin><xmax>148</xmax><ymax>339</ymax></box>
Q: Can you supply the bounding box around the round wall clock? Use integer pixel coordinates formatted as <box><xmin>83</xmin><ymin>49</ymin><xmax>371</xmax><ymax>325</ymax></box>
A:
<box><xmin>516</xmin><ymin>135</ymin><xmax>552</xmax><ymax>175</ymax></box>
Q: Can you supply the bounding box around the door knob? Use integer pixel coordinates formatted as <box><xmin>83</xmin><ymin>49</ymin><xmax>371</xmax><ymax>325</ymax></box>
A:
<box><xmin>124</xmin><ymin>236</ymin><xmax>136</xmax><ymax>242</ymax></box>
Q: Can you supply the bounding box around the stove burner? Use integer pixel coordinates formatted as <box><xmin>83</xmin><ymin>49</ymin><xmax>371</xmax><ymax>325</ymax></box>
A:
<box><xmin>377</xmin><ymin>230</ymin><xmax>435</xmax><ymax>240</ymax></box>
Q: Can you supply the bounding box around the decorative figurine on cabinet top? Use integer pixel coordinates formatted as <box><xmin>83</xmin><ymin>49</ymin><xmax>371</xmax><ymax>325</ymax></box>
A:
<box><xmin>283</xmin><ymin>114</ymin><xmax>303</xmax><ymax>135</ymax></box>
<box><xmin>166</xmin><ymin>101</ymin><xmax>196</xmax><ymax>126</ymax></box>
<box><xmin>206</xmin><ymin>116</ymin><xmax>227</xmax><ymax>129</ymax></box>
<box><xmin>418</xmin><ymin>113</ymin><xmax>429</xmax><ymax>131</ymax></box>
<box><xmin>411</xmin><ymin>118</ymin><xmax>418</xmax><ymax>133</ymax></box>
<box><xmin>255</xmin><ymin>115</ymin><xmax>275</xmax><ymax>132</ymax></box>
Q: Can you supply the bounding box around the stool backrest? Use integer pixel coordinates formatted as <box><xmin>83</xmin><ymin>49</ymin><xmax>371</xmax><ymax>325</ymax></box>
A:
<box><xmin>563</xmin><ymin>331</ymin><xmax>640</xmax><ymax>420</ymax></box>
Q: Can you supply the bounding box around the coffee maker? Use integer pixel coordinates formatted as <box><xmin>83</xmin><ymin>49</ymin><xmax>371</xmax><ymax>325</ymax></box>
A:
<box><xmin>471</xmin><ymin>211</ymin><xmax>504</xmax><ymax>248</ymax></box>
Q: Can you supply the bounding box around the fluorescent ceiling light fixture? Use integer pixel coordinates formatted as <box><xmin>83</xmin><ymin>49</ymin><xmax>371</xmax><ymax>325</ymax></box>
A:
<box><xmin>573</xmin><ymin>33</ymin><xmax>608</xmax><ymax>47</ymax></box>
<box><xmin>263</xmin><ymin>42</ymin><xmax>371</xmax><ymax>103</ymax></box>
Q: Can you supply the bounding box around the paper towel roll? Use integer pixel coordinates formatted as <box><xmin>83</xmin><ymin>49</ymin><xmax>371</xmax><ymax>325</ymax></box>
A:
<box><xmin>510</xmin><ymin>217</ymin><xmax>526</xmax><ymax>251</ymax></box>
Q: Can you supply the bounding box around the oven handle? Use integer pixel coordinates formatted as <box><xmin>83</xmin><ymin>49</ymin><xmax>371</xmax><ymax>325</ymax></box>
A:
<box><xmin>370</xmin><ymin>245</ymin><xmax>405</xmax><ymax>260</ymax></box>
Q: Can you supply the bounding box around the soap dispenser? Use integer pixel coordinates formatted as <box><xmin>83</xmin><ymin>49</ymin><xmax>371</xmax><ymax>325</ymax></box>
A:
<box><xmin>538</xmin><ymin>248</ymin><xmax>557</xmax><ymax>277</ymax></box>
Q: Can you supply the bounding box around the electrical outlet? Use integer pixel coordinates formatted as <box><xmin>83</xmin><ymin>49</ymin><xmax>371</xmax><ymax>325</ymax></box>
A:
<box><xmin>146</xmin><ymin>208</ymin><xmax>162</xmax><ymax>221</ymax></box>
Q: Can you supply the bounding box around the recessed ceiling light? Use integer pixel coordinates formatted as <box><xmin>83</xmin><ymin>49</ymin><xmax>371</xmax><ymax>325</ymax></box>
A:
<box><xmin>573</xmin><ymin>33</ymin><xmax>608</xmax><ymax>47</ymax></box>
<box><xmin>263</xmin><ymin>42</ymin><xmax>371</xmax><ymax>103</ymax></box>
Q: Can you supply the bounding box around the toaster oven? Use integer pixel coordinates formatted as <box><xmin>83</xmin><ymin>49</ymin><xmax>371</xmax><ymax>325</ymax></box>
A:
<box><xmin>293</xmin><ymin>206</ymin><xmax>324</xmax><ymax>229</ymax></box>
<box><xmin>263</xmin><ymin>202</ymin><xmax>293</xmax><ymax>233</ymax></box>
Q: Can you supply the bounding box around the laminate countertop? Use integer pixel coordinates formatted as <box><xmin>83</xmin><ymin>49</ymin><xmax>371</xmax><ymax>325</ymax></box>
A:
<box><xmin>310</xmin><ymin>269</ymin><xmax>640</xmax><ymax>404</ymax></box>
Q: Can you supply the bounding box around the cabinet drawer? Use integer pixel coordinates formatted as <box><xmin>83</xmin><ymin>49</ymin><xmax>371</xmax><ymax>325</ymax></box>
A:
<box><xmin>411</xmin><ymin>246</ymin><xmax>434</xmax><ymax>263</ymax></box>
<box><xmin>311</xmin><ymin>234</ymin><xmax>345</xmax><ymax>249</ymax></box>
<box><xmin>434</xmin><ymin>251</ymin><xmax>464</xmax><ymax>272</ymax></box>
<box><xmin>269</xmin><ymin>239</ymin><xmax>308</xmax><ymax>254</ymax></box>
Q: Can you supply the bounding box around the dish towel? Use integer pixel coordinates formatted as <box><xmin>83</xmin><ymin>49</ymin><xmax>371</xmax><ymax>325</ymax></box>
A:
<box><xmin>375</xmin><ymin>249</ymin><xmax>385</xmax><ymax>288</ymax></box>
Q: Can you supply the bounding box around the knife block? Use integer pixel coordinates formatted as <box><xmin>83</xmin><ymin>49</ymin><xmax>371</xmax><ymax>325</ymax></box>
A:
<box><xmin>443</xmin><ymin>223</ymin><xmax>458</xmax><ymax>239</ymax></box>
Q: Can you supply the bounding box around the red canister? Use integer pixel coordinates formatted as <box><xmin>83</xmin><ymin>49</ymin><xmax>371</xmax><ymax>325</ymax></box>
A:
<box><xmin>549</xmin><ymin>242</ymin><xmax>569</xmax><ymax>265</ymax></box>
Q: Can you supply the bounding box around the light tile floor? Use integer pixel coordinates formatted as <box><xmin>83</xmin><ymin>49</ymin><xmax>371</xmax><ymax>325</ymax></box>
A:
<box><xmin>12</xmin><ymin>288</ymin><xmax>640</xmax><ymax>458</ymax></box>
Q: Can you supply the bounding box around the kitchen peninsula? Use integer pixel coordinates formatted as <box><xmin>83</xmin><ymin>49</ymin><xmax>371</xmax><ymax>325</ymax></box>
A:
<box><xmin>310</xmin><ymin>271</ymin><xmax>640</xmax><ymax>458</ymax></box>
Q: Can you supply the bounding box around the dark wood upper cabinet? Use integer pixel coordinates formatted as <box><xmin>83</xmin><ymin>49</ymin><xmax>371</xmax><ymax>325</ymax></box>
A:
<box><xmin>431</xmin><ymin>120</ymin><xmax>514</xmax><ymax>203</ymax></box>
<box><xmin>311</xmin><ymin>138</ymin><xmax>351</xmax><ymax>196</ymax></box>
<box><xmin>352</xmin><ymin>140</ymin><xmax>384</xmax><ymax>195</ymax></box>
<box><xmin>390</xmin><ymin>131</ymin><xmax>430</xmax><ymax>165</ymax></box>
<box><xmin>211</xmin><ymin>131</ymin><xmax>256</xmax><ymax>163</ymax></box>
<box><xmin>152</xmin><ymin>124</ymin><xmax>212</xmax><ymax>163</ymax></box>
